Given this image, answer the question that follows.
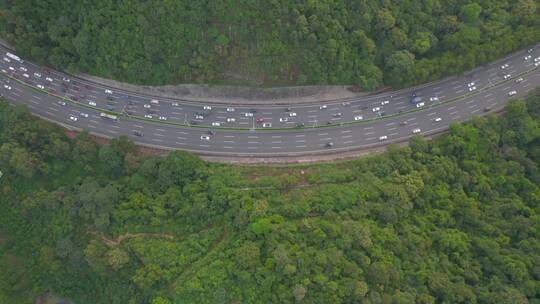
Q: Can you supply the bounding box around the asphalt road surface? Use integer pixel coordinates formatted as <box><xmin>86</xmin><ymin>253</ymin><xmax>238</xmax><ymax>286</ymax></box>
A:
<box><xmin>1</xmin><ymin>44</ymin><xmax>540</xmax><ymax>159</ymax></box>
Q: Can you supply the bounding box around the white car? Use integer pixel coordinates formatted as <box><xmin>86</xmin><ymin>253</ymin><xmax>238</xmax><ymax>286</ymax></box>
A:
<box><xmin>1</xmin><ymin>69</ymin><xmax>6</xmax><ymax>73</ymax></box>
<box><xmin>8</xmin><ymin>66</ymin><xmax>14</xmax><ymax>71</ymax></box>
<box><xmin>319</xmin><ymin>105</ymin><xmax>327</xmax><ymax>110</ymax></box>
<box><xmin>524</xmin><ymin>55</ymin><xmax>532</xmax><ymax>61</ymax></box>
<box><xmin>434</xmin><ymin>117</ymin><xmax>442</xmax><ymax>122</ymax></box>
<box><xmin>412</xmin><ymin>128</ymin><xmax>421</xmax><ymax>134</ymax></box>
<box><xmin>416</xmin><ymin>102</ymin><xmax>425</xmax><ymax>108</ymax></box>
<box><xmin>354</xmin><ymin>115</ymin><xmax>363</xmax><ymax>121</ymax></box>
<box><xmin>508</xmin><ymin>90</ymin><xmax>517</xmax><ymax>96</ymax></box>
<box><xmin>212</xmin><ymin>122</ymin><xmax>221</xmax><ymax>127</ymax></box>
<box><xmin>515</xmin><ymin>78</ymin><xmax>524</xmax><ymax>83</ymax></box>
<box><xmin>144</xmin><ymin>114</ymin><xmax>153</xmax><ymax>119</ymax></box>
<box><xmin>279</xmin><ymin>117</ymin><xmax>288</xmax><ymax>122</ymax></box>
<box><xmin>46</xmin><ymin>77</ymin><xmax>53</xmax><ymax>82</ymax></box>
<box><xmin>105</xmin><ymin>89</ymin><xmax>113</xmax><ymax>94</ymax></box>
<box><xmin>534</xmin><ymin>57</ymin><xmax>540</xmax><ymax>62</ymax></box>
<box><xmin>195</xmin><ymin>114</ymin><xmax>204</xmax><ymax>120</ymax></box>
<box><xmin>381</xmin><ymin>100</ymin><xmax>389</xmax><ymax>105</ymax></box>
<box><xmin>19</xmin><ymin>66</ymin><xmax>27</xmax><ymax>72</ymax></box>
<box><xmin>62</xmin><ymin>77</ymin><xmax>70</xmax><ymax>82</ymax></box>
<box><xmin>89</xmin><ymin>101</ymin><xmax>97</xmax><ymax>106</ymax></box>
<box><xmin>172</xmin><ymin>102</ymin><xmax>179</xmax><ymax>106</ymax></box>
<box><xmin>143</xmin><ymin>104</ymin><xmax>151</xmax><ymax>108</ymax></box>
<box><xmin>372</xmin><ymin>107</ymin><xmax>381</xmax><ymax>112</ymax></box>
<box><xmin>468</xmin><ymin>86</ymin><xmax>477</xmax><ymax>91</ymax></box>
<box><xmin>80</xmin><ymin>113</ymin><xmax>89</xmax><ymax>118</ymax></box>
<box><xmin>227</xmin><ymin>118</ymin><xmax>236</xmax><ymax>122</ymax></box>
<box><xmin>200</xmin><ymin>135</ymin><xmax>210</xmax><ymax>141</ymax></box>
<box><xmin>22</xmin><ymin>73</ymin><xmax>29</xmax><ymax>78</ymax></box>
<box><xmin>500</xmin><ymin>63</ymin><xmax>509</xmax><ymax>69</ymax></box>
<box><xmin>69</xmin><ymin>116</ymin><xmax>78</xmax><ymax>122</ymax></box>
<box><xmin>429</xmin><ymin>97</ymin><xmax>439</xmax><ymax>102</ymax></box>
<box><xmin>245</xmin><ymin>112</ymin><xmax>253</xmax><ymax>117</ymax></box>
<box><xmin>36</xmin><ymin>84</ymin><xmax>45</xmax><ymax>89</ymax></box>
<box><xmin>467</xmin><ymin>82</ymin><xmax>475</xmax><ymax>87</ymax></box>
<box><xmin>535</xmin><ymin>62</ymin><xmax>540</xmax><ymax>67</ymax></box>
<box><xmin>33</xmin><ymin>72</ymin><xmax>41</xmax><ymax>78</ymax></box>
<box><xmin>158</xmin><ymin>116</ymin><xmax>167</xmax><ymax>120</ymax></box>
<box><xmin>3</xmin><ymin>84</ymin><xmax>11</xmax><ymax>90</ymax></box>
<box><xmin>58</xmin><ymin>101</ymin><xmax>66</xmax><ymax>106</ymax></box>
<box><xmin>262</xmin><ymin>122</ymin><xmax>272</xmax><ymax>128</ymax></box>
<box><xmin>3</xmin><ymin>57</ymin><xmax>10</xmax><ymax>62</ymax></box>
<box><xmin>379</xmin><ymin>135</ymin><xmax>388</xmax><ymax>141</ymax></box>
<box><xmin>150</xmin><ymin>99</ymin><xmax>159</xmax><ymax>104</ymax></box>
<box><xmin>503</xmin><ymin>74</ymin><xmax>511</xmax><ymax>79</ymax></box>
<box><xmin>226</xmin><ymin>107</ymin><xmax>235</xmax><ymax>112</ymax></box>
<box><xmin>288</xmin><ymin>112</ymin><xmax>297</xmax><ymax>117</ymax></box>
<box><xmin>203</xmin><ymin>105</ymin><xmax>212</xmax><ymax>110</ymax></box>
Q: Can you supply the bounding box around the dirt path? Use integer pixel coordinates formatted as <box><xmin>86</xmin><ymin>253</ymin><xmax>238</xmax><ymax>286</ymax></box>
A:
<box><xmin>92</xmin><ymin>232</ymin><xmax>175</xmax><ymax>247</ymax></box>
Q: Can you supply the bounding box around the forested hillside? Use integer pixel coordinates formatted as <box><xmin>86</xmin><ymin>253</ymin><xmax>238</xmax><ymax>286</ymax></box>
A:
<box><xmin>0</xmin><ymin>1</ymin><xmax>539</xmax><ymax>89</ymax></box>
<box><xmin>1</xmin><ymin>90</ymin><xmax>540</xmax><ymax>303</ymax></box>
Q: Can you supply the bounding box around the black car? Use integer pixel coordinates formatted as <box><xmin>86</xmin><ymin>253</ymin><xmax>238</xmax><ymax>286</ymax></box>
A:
<box><xmin>133</xmin><ymin>130</ymin><xmax>143</xmax><ymax>137</ymax></box>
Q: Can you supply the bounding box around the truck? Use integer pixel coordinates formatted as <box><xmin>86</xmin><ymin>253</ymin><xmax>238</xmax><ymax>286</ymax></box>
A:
<box><xmin>6</xmin><ymin>52</ymin><xmax>23</xmax><ymax>63</ymax></box>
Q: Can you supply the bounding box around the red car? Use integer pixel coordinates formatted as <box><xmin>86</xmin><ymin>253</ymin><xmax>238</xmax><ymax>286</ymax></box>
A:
<box><xmin>256</xmin><ymin>117</ymin><xmax>264</xmax><ymax>123</ymax></box>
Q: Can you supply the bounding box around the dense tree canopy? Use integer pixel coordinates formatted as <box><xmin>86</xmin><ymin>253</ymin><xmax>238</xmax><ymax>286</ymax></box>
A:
<box><xmin>0</xmin><ymin>1</ymin><xmax>539</xmax><ymax>90</ymax></box>
<box><xmin>1</xmin><ymin>89</ymin><xmax>540</xmax><ymax>303</ymax></box>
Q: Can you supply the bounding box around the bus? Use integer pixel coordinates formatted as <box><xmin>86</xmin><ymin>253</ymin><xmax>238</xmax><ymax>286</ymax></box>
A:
<box><xmin>6</xmin><ymin>52</ymin><xmax>23</xmax><ymax>63</ymax></box>
<box><xmin>100</xmin><ymin>112</ymin><xmax>118</xmax><ymax>121</ymax></box>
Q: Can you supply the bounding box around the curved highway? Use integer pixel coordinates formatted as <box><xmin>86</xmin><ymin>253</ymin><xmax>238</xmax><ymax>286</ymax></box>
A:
<box><xmin>1</xmin><ymin>44</ymin><xmax>540</xmax><ymax>159</ymax></box>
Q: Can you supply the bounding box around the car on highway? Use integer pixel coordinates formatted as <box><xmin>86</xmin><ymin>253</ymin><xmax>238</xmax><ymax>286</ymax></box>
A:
<box><xmin>3</xmin><ymin>57</ymin><xmax>10</xmax><ymax>62</ymax></box>
<box><xmin>158</xmin><ymin>116</ymin><xmax>167</xmax><ymax>120</ymax></box>
<box><xmin>508</xmin><ymin>90</ymin><xmax>517</xmax><ymax>96</ymax></box>
<box><xmin>8</xmin><ymin>66</ymin><xmax>14</xmax><ymax>71</ymax></box>
<box><xmin>500</xmin><ymin>63</ymin><xmax>509</xmax><ymax>69</ymax></box>
<box><xmin>468</xmin><ymin>86</ymin><xmax>477</xmax><ymax>91</ymax></box>
<box><xmin>62</xmin><ymin>77</ymin><xmax>70</xmax><ymax>82</ymax></box>
<box><xmin>89</xmin><ymin>101</ymin><xmax>97</xmax><ymax>106</ymax></box>
<box><xmin>333</xmin><ymin>113</ymin><xmax>342</xmax><ymax>118</ymax></box>
<box><xmin>400</xmin><ymin>121</ymin><xmax>408</xmax><ymax>126</ymax></box>
<box><xmin>379</xmin><ymin>135</ymin><xmax>388</xmax><ymax>141</ymax></box>
<box><xmin>69</xmin><ymin>115</ymin><xmax>78</xmax><ymax>122</ymax></box>
<box><xmin>256</xmin><ymin>117</ymin><xmax>264</xmax><ymax>123</ymax></box>
<box><xmin>105</xmin><ymin>89</ymin><xmax>113</xmax><ymax>94</ymax></box>
<box><xmin>296</xmin><ymin>122</ymin><xmax>305</xmax><ymax>128</ymax></box>
<box><xmin>150</xmin><ymin>99</ymin><xmax>159</xmax><ymax>104</ymax></box>
<box><xmin>36</xmin><ymin>84</ymin><xmax>45</xmax><ymax>89</ymax></box>
<box><xmin>57</xmin><ymin>101</ymin><xmax>66</xmax><ymax>106</ymax></box>
<box><xmin>535</xmin><ymin>62</ymin><xmax>540</xmax><ymax>67</ymax></box>
<box><xmin>227</xmin><ymin>118</ymin><xmax>236</xmax><ymax>122</ymax></box>
<box><xmin>22</xmin><ymin>73</ymin><xmax>29</xmax><ymax>78</ymax></box>
<box><xmin>354</xmin><ymin>115</ymin><xmax>363</xmax><ymax>121</ymax></box>
<box><xmin>143</xmin><ymin>104</ymin><xmax>151</xmax><ymax>108</ymax></box>
<box><xmin>80</xmin><ymin>113</ymin><xmax>89</xmax><ymax>118</ymax></box>
<box><xmin>515</xmin><ymin>77</ymin><xmax>524</xmax><ymax>83</ymax></box>
<box><xmin>245</xmin><ymin>112</ymin><xmax>253</xmax><ymax>117</ymax></box>
<box><xmin>503</xmin><ymin>74</ymin><xmax>511</xmax><ymax>79</ymax></box>
<box><xmin>3</xmin><ymin>84</ymin><xmax>11</xmax><ymax>90</ymax></box>
<box><xmin>429</xmin><ymin>97</ymin><xmax>439</xmax><ymax>102</ymax></box>
<box><xmin>194</xmin><ymin>114</ymin><xmax>204</xmax><ymax>120</ymax></box>
<box><xmin>144</xmin><ymin>114</ymin><xmax>152</xmax><ymax>118</ymax></box>
<box><xmin>212</xmin><ymin>122</ymin><xmax>221</xmax><ymax>127</ymax></box>
<box><xmin>203</xmin><ymin>105</ymin><xmax>212</xmax><ymax>110</ymax></box>
<box><xmin>319</xmin><ymin>105</ymin><xmax>327</xmax><ymax>110</ymax></box>
<box><xmin>341</xmin><ymin>102</ymin><xmax>350</xmax><ymax>106</ymax></box>
<box><xmin>19</xmin><ymin>66</ymin><xmax>27</xmax><ymax>72</ymax></box>
<box><xmin>172</xmin><ymin>102</ymin><xmax>179</xmax><ymax>106</ymax></box>
<box><xmin>325</xmin><ymin>142</ymin><xmax>334</xmax><ymax>148</ymax></box>
<box><xmin>412</xmin><ymin>128</ymin><xmax>421</xmax><ymax>134</ymax></box>
<box><xmin>33</xmin><ymin>72</ymin><xmax>41</xmax><ymax>78</ymax></box>
<box><xmin>534</xmin><ymin>57</ymin><xmax>540</xmax><ymax>62</ymax></box>
<box><xmin>416</xmin><ymin>102</ymin><xmax>425</xmax><ymax>108</ymax></box>
<box><xmin>467</xmin><ymin>82</ymin><xmax>475</xmax><ymax>87</ymax></box>
<box><xmin>524</xmin><ymin>55</ymin><xmax>532</xmax><ymax>61</ymax></box>
<box><xmin>372</xmin><ymin>107</ymin><xmax>381</xmax><ymax>112</ymax></box>
<box><xmin>262</xmin><ymin>122</ymin><xmax>272</xmax><ymax>128</ymax></box>
<box><xmin>484</xmin><ymin>106</ymin><xmax>492</xmax><ymax>112</ymax></box>
<box><xmin>381</xmin><ymin>100</ymin><xmax>389</xmax><ymax>105</ymax></box>
<box><xmin>133</xmin><ymin>130</ymin><xmax>143</xmax><ymax>137</ymax></box>
<box><xmin>434</xmin><ymin>117</ymin><xmax>442</xmax><ymax>122</ymax></box>
<box><xmin>289</xmin><ymin>112</ymin><xmax>297</xmax><ymax>117</ymax></box>
<box><xmin>46</xmin><ymin>77</ymin><xmax>53</xmax><ymax>82</ymax></box>
<box><xmin>226</xmin><ymin>107</ymin><xmax>235</xmax><ymax>112</ymax></box>
<box><xmin>1</xmin><ymin>69</ymin><xmax>6</xmax><ymax>73</ymax></box>
<box><xmin>279</xmin><ymin>117</ymin><xmax>288</xmax><ymax>122</ymax></box>
<box><xmin>70</xmin><ymin>96</ymin><xmax>79</xmax><ymax>101</ymax></box>
<box><xmin>200</xmin><ymin>135</ymin><xmax>210</xmax><ymax>141</ymax></box>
